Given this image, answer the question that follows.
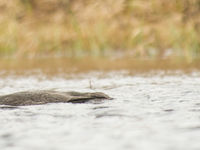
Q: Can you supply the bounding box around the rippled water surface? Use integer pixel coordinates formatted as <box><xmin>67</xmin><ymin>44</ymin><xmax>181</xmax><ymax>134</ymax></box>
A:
<box><xmin>1</xmin><ymin>72</ymin><xmax>200</xmax><ymax>150</ymax></box>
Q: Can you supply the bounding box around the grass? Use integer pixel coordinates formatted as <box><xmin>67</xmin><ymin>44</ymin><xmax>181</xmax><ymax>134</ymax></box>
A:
<box><xmin>0</xmin><ymin>0</ymin><xmax>200</xmax><ymax>60</ymax></box>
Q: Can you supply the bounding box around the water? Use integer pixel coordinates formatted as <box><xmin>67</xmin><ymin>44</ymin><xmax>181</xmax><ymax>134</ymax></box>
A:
<box><xmin>0</xmin><ymin>72</ymin><xmax>200</xmax><ymax>150</ymax></box>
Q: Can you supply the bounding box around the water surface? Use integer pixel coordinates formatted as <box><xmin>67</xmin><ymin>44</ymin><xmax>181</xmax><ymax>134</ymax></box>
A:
<box><xmin>0</xmin><ymin>72</ymin><xmax>200</xmax><ymax>150</ymax></box>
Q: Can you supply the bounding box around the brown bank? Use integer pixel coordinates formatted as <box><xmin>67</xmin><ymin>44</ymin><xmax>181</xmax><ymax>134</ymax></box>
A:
<box><xmin>0</xmin><ymin>90</ymin><xmax>112</xmax><ymax>106</ymax></box>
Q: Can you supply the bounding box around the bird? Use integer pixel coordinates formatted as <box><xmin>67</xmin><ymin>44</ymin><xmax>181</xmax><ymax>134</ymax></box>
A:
<box><xmin>0</xmin><ymin>90</ymin><xmax>112</xmax><ymax>106</ymax></box>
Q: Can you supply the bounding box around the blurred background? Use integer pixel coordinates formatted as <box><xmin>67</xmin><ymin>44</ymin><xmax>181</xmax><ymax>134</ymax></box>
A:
<box><xmin>2</xmin><ymin>2</ymin><xmax>200</xmax><ymax>150</ymax></box>
<box><xmin>0</xmin><ymin>0</ymin><xmax>200</xmax><ymax>68</ymax></box>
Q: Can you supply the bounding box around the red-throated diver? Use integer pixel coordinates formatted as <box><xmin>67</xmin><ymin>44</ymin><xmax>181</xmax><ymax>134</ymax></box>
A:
<box><xmin>0</xmin><ymin>90</ymin><xmax>112</xmax><ymax>106</ymax></box>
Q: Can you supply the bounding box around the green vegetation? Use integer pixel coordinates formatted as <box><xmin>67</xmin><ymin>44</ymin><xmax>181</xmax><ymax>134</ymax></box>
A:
<box><xmin>1</xmin><ymin>0</ymin><xmax>200</xmax><ymax>60</ymax></box>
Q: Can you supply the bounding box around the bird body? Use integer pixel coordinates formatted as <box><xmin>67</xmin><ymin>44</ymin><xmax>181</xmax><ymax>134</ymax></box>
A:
<box><xmin>0</xmin><ymin>90</ymin><xmax>111</xmax><ymax>106</ymax></box>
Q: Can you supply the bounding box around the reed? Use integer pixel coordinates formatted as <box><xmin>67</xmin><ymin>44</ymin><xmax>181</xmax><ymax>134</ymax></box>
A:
<box><xmin>0</xmin><ymin>0</ymin><xmax>200</xmax><ymax>60</ymax></box>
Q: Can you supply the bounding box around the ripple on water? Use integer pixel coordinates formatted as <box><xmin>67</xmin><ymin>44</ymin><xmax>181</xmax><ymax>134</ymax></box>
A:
<box><xmin>0</xmin><ymin>73</ymin><xmax>200</xmax><ymax>150</ymax></box>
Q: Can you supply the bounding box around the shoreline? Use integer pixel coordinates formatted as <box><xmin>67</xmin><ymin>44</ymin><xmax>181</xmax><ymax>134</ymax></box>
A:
<box><xmin>0</xmin><ymin>56</ymin><xmax>200</xmax><ymax>77</ymax></box>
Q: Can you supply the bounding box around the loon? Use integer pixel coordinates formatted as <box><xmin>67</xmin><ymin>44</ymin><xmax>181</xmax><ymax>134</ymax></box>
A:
<box><xmin>0</xmin><ymin>90</ymin><xmax>112</xmax><ymax>106</ymax></box>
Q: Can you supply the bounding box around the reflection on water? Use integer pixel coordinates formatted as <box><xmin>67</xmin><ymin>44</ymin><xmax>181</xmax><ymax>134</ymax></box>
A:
<box><xmin>1</xmin><ymin>57</ymin><xmax>200</xmax><ymax>77</ymax></box>
<box><xmin>0</xmin><ymin>72</ymin><xmax>200</xmax><ymax>150</ymax></box>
